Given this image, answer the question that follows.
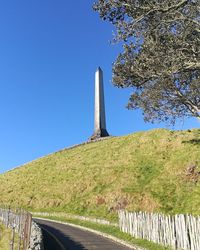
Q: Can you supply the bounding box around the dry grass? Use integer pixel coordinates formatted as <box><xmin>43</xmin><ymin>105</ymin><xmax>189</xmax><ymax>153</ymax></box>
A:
<box><xmin>0</xmin><ymin>128</ymin><xmax>199</xmax><ymax>220</ymax></box>
<box><xmin>0</xmin><ymin>224</ymin><xmax>18</xmax><ymax>250</ymax></box>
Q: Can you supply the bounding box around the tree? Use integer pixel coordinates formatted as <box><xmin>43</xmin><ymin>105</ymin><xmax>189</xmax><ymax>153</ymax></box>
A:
<box><xmin>93</xmin><ymin>0</ymin><xmax>200</xmax><ymax>124</ymax></box>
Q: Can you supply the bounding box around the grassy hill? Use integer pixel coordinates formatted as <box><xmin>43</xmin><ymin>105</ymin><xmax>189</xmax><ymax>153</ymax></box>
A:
<box><xmin>0</xmin><ymin>129</ymin><xmax>200</xmax><ymax>221</ymax></box>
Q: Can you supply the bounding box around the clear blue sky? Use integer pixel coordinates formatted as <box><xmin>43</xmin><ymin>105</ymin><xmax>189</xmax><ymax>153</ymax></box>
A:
<box><xmin>0</xmin><ymin>0</ymin><xmax>199</xmax><ymax>173</ymax></box>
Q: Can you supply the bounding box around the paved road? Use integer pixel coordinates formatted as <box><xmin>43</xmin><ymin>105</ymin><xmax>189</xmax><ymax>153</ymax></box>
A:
<box><xmin>35</xmin><ymin>219</ymin><xmax>134</xmax><ymax>250</ymax></box>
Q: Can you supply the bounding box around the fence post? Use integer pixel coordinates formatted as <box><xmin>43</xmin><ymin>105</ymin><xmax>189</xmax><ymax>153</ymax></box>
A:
<box><xmin>7</xmin><ymin>206</ymin><xmax>11</xmax><ymax>228</ymax></box>
<box><xmin>10</xmin><ymin>225</ymin><xmax>15</xmax><ymax>250</ymax></box>
<box><xmin>18</xmin><ymin>210</ymin><xmax>22</xmax><ymax>250</ymax></box>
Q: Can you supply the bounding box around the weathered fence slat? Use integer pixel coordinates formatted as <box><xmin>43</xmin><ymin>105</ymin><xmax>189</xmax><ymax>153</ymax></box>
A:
<box><xmin>0</xmin><ymin>207</ymin><xmax>32</xmax><ymax>250</ymax></box>
<box><xmin>118</xmin><ymin>210</ymin><xmax>200</xmax><ymax>250</ymax></box>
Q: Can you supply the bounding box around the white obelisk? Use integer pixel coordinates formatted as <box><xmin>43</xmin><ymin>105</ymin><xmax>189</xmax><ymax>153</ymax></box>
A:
<box><xmin>90</xmin><ymin>67</ymin><xmax>109</xmax><ymax>140</ymax></box>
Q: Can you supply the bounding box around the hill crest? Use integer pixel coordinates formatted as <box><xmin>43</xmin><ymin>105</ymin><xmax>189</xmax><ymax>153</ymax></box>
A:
<box><xmin>0</xmin><ymin>128</ymin><xmax>199</xmax><ymax>220</ymax></box>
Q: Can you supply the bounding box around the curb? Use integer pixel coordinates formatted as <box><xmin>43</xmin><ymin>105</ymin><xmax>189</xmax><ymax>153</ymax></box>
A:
<box><xmin>33</xmin><ymin>217</ymin><xmax>146</xmax><ymax>250</ymax></box>
<box><xmin>31</xmin><ymin>212</ymin><xmax>118</xmax><ymax>227</ymax></box>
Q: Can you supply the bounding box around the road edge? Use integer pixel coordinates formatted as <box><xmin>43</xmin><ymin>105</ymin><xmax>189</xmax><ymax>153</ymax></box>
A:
<box><xmin>39</xmin><ymin>224</ymin><xmax>65</xmax><ymax>250</ymax></box>
<box><xmin>33</xmin><ymin>217</ymin><xmax>145</xmax><ymax>250</ymax></box>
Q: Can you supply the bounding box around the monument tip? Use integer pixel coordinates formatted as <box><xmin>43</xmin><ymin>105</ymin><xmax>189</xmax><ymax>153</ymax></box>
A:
<box><xmin>96</xmin><ymin>66</ymin><xmax>102</xmax><ymax>72</ymax></box>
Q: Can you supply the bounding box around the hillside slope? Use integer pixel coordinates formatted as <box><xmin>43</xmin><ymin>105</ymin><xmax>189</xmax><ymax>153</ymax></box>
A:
<box><xmin>0</xmin><ymin>129</ymin><xmax>200</xmax><ymax>220</ymax></box>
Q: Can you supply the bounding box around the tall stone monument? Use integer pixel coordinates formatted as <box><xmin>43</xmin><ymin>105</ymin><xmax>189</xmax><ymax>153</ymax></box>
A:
<box><xmin>90</xmin><ymin>67</ymin><xmax>109</xmax><ymax>141</ymax></box>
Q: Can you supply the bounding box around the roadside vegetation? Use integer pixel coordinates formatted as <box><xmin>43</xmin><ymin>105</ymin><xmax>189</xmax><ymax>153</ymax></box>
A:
<box><xmin>0</xmin><ymin>224</ymin><xmax>18</xmax><ymax>250</ymax></box>
<box><xmin>0</xmin><ymin>129</ymin><xmax>199</xmax><ymax>221</ymax></box>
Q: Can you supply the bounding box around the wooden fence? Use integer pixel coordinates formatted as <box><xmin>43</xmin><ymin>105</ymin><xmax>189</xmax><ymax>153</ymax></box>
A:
<box><xmin>0</xmin><ymin>207</ymin><xmax>32</xmax><ymax>250</ymax></box>
<box><xmin>118</xmin><ymin>210</ymin><xmax>200</xmax><ymax>250</ymax></box>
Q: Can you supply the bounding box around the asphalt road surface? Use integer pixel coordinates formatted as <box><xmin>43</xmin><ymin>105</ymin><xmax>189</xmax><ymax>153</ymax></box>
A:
<box><xmin>35</xmin><ymin>219</ymin><xmax>135</xmax><ymax>250</ymax></box>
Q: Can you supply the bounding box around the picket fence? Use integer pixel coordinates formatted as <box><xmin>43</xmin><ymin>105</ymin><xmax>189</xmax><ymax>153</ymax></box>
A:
<box><xmin>118</xmin><ymin>210</ymin><xmax>200</xmax><ymax>250</ymax></box>
<box><xmin>0</xmin><ymin>207</ymin><xmax>32</xmax><ymax>250</ymax></box>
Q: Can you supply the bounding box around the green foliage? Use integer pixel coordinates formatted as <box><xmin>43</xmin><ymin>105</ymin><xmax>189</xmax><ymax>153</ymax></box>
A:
<box><xmin>0</xmin><ymin>129</ymin><xmax>200</xmax><ymax>220</ymax></box>
<box><xmin>93</xmin><ymin>0</ymin><xmax>200</xmax><ymax>124</ymax></box>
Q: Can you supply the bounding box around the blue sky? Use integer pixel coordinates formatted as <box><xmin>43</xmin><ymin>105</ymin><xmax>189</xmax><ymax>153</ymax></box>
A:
<box><xmin>0</xmin><ymin>0</ymin><xmax>199</xmax><ymax>173</ymax></box>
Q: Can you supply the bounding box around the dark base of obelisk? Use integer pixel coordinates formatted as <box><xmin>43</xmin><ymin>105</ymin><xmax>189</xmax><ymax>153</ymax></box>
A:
<box><xmin>89</xmin><ymin>129</ymin><xmax>110</xmax><ymax>141</ymax></box>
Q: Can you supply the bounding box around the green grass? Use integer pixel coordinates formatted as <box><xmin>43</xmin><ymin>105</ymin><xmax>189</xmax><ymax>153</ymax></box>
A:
<box><xmin>0</xmin><ymin>129</ymin><xmax>200</xmax><ymax>221</ymax></box>
<box><xmin>0</xmin><ymin>224</ymin><xmax>19</xmax><ymax>250</ymax></box>
<box><xmin>34</xmin><ymin>215</ymin><xmax>172</xmax><ymax>250</ymax></box>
